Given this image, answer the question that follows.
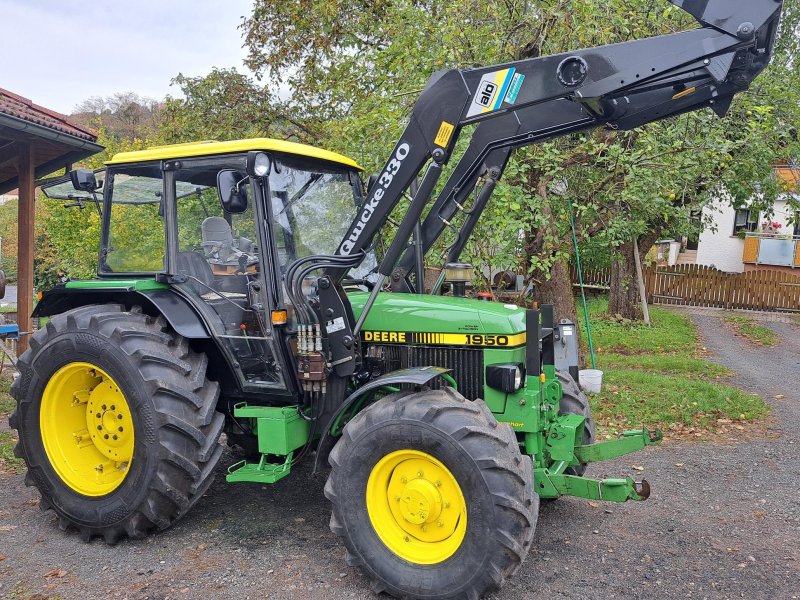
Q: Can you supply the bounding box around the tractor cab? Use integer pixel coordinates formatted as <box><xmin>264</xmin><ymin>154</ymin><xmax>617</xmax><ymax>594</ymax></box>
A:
<box><xmin>42</xmin><ymin>139</ymin><xmax>373</xmax><ymax>395</ymax></box>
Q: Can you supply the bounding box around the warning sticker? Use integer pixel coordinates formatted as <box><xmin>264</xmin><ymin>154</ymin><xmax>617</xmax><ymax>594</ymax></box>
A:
<box><xmin>434</xmin><ymin>121</ymin><xmax>455</xmax><ymax>147</ymax></box>
<box><xmin>466</xmin><ymin>67</ymin><xmax>517</xmax><ymax>118</ymax></box>
<box><xmin>326</xmin><ymin>317</ymin><xmax>346</xmax><ymax>334</ymax></box>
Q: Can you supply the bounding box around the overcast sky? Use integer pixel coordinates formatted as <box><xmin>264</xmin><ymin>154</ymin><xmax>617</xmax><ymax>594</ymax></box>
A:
<box><xmin>1</xmin><ymin>0</ymin><xmax>254</xmax><ymax>115</ymax></box>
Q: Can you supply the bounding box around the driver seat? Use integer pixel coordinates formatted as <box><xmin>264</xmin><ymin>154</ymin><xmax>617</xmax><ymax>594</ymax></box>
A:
<box><xmin>201</xmin><ymin>216</ymin><xmax>237</xmax><ymax>263</ymax></box>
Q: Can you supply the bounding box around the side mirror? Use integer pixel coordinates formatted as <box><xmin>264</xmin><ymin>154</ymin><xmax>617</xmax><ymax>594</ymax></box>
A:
<box><xmin>216</xmin><ymin>169</ymin><xmax>248</xmax><ymax>214</ymax></box>
<box><xmin>70</xmin><ymin>169</ymin><xmax>98</xmax><ymax>192</ymax></box>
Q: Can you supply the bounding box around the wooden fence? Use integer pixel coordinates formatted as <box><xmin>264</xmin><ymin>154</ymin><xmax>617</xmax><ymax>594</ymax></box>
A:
<box><xmin>571</xmin><ymin>264</ymin><xmax>800</xmax><ymax>313</ymax></box>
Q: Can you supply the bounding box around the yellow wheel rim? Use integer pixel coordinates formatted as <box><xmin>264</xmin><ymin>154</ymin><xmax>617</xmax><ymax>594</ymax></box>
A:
<box><xmin>366</xmin><ymin>450</ymin><xmax>467</xmax><ymax>565</ymax></box>
<box><xmin>40</xmin><ymin>362</ymin><xmax>134</xmax><ymax>496</ymax></box>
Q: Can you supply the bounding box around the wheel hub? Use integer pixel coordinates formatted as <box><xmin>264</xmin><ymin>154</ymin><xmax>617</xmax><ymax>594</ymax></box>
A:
<box><xmin>40</xmin><ymin>362</ymin><xmax>135</xmax><ymax>496</ymax></box>
<box><xmin>86</xmin><ymin>381</ymin><xmax>132</xmax><ymax>460</ymax></box>
<box><xmin>367</xmin><ymin>450</ymin><xmax>467</xmax><ymax>564</ymax></box>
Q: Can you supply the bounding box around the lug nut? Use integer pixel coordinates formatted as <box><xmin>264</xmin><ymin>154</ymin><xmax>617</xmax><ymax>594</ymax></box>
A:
<box><xmin>113</xmin><ymin>435</ymin><xmax>118</xmax><ymax>440</ymax></box>
<box><xmin>118</xmin><ymin>414</ymin><xmax>123</xmax><ymax>420</ymax></box>
<box><xmin>110</xmin><ymin>405</ymin><xmax>115</xmax><ymax>410</ymax></box>
<box><xmin>104</xmin><ymin>434</ymin><xmax>109</xmax><ymax>440</ymax></box>
<box><xmin>118</xmin><ymin>427</ymin><xmax>123</xmax><ymax>432</ymax></box>
<box><xmin>101</xmin><ymin>405</ymin><xmax>106</xmax><ymax>410</ymax></box>
<box><xmin>96</xmin><ymin>412</ymin><xmax>102</xmax><ymax>418</ymax></box>
<box><xmin>97</xmin><ymin>425</ymin><xmax>102</xmax><ymax>431</ymax></box>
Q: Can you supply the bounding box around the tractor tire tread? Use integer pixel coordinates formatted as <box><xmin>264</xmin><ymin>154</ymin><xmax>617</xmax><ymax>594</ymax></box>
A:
<box><xmin>9</xmin><ymin>304</ymin><xmax>222</xmax><ymax>543</ymax></box>
<box><xmin>326</xmin><ymin>389</ymin><xmax>537</xmax><ymax>600</ymax></box>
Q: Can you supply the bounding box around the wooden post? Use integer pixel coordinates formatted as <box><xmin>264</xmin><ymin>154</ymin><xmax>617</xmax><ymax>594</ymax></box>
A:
<box><xmin>17</xmin><ymin>143</ymin><xmax>34</xmax><ymax>355</ymax></box>
<box><xmin>633</xmin><ymin>237</ymin><xmax>651</xmax><ymax>326</ymax></box>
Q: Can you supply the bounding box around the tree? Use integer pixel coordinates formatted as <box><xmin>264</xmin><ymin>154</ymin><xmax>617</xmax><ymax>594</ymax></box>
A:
<box><xmin>72</xmin><ymin>93</ymin><xmax>163</xmax><ymax>141</ymax></box>
<box><xmin>239</xmin><ymin>0</ymin><xmax>798</xmax><ymax>328</ymax></box>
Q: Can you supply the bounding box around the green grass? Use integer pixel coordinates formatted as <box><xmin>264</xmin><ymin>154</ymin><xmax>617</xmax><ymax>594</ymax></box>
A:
<box><xmin>0</xmin><ymin>305</ymin><xmax>16</xmax><ymax>314</ymax></box>
<box><xmin>0</xmin><ymin>431</ymin><xmax>23</xmax><ymax>472</ymax></box>
<box><xmin>0</xmin><ymin>373</ymin><xmax>14</xmax><ymax>414</ymax></box>
<box><xmin>723</xmin><ymin>315</ymin><xmax>778</xmax><ymax>346</ymax></box>
<box><xmin>577</xmin><ymin>298</ymin><xmax>769</xmax><ymax>435</ymax></box>
<box><xmin>0</xmin><ymin>373</ymin><xmax>23</xmax><ymax>472</ymax></box>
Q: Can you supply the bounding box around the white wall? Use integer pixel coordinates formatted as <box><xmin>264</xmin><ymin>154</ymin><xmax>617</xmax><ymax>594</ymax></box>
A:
<box><xmin>696</xmin><ymin>197</ymin><xmax>746</xmax><ymax>273</ymax></box>
<box><xmin>696</xmin><ymin>195</ymin><xmax>798</xmax><ymax>273</ymax></box>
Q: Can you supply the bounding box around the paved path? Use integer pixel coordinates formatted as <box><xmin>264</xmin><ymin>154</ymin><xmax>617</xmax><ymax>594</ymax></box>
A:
<box><xmin>664</xmin><ymin>303</ymin><xmax>798</xmax><ymax>324</ymax></box>
<box><xmin>0</xmin><ymin>312</ymin><xmax>798</xmax><ymax>599</ymax></box>
<box><xmin>0</xmin><ymin>284</ymin><xmax>16</xmax><ymax>307</ymax></box>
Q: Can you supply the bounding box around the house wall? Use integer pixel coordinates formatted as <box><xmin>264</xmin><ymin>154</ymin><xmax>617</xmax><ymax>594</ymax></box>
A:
<box><xmin>696</xmin><ymin>197</ymin><xmax>746</xmax><ymax>272</ymax></box>
<box><xmin>696</xmin><ymin>196</ymin><xmax>797</xmax><ymax>273</ymax></box>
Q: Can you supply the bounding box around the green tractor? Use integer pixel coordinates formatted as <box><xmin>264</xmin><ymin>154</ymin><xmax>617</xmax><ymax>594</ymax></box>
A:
<box><xmin>10</xmin><ymin>2</ymin><xmax>782</xmax><ymax>598</ymax></box>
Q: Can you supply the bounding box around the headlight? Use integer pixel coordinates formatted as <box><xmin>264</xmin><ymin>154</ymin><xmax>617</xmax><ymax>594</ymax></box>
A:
<box><xmin>486</xmin><ymin>364</ymin><xmax>525</xmax><ymax>393</ymax></box>
<box><xmin>247</xmin><ymin>151</ymin><xmax>271</xmax><ymax>177</ymax></box>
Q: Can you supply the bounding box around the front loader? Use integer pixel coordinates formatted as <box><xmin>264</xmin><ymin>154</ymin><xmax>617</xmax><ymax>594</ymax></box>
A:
<box><xmin>10</xmin><ymin>2</ymin><xmax>782</xmax><ymax>598</ymax></box>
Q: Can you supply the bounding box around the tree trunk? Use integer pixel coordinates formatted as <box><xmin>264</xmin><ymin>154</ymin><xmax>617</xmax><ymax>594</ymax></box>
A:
<box><xmin>538</xmin><ymin>254</ymin><xmax>578</xmax><ymax>326</ymax></box>
<box><xmin>608</xmin><ymin>239</ymin><xmax>640</xmax><ymax>320</ymax></box>
<box><xmin>608</xmin><ymin>231</ymin><xmax>660</xmax><ymax>320</ymax></box>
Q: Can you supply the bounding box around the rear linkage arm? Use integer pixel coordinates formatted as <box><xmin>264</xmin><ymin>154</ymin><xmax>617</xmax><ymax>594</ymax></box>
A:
<box><xmin>335</xmin><ymin>0</ymin><xmax>782</xmax><ymax>303</ymax></box>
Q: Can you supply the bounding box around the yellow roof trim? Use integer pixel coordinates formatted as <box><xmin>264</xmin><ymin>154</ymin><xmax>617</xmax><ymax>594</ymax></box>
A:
<box><xmin>105</xmin><ymin>138</ymin><xmax>363</xmax><ymax>170</ymax></box>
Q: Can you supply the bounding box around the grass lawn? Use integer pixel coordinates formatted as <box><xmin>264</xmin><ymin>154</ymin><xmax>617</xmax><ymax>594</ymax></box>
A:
<box><xmin>0</xmin><ymin>372</ymin><xmax>23</xmax><ymax>472</ymax></box>
<box><xmin>722</xmin><ymin>315</ymin><xmax>778</xmax><ymax>347</ymax></box>
<box><xmin>578</xmin><ymin>298</ymin><xmax>769</xmax><ymax>437</ymax></box>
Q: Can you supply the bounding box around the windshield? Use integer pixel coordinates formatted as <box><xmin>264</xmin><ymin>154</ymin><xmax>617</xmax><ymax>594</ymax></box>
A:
<box><xmin>269</xmin><ymin>155</ymin><xmax>376</xmax><ymax>277</ymax></box>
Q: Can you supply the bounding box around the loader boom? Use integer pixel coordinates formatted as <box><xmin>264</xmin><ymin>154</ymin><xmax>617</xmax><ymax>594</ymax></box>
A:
<box><xmin>335</xmin><ymin>0</ymin><xmax>782</xmax><ymax>297</ymax></box>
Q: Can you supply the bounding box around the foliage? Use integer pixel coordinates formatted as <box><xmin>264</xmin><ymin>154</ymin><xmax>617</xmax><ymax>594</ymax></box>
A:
<box><xmin>241</xmin><ymin>0</ymin><xmax>800</xmax><ymax>319</ymax></box>
<box><xmin>72</xmin><ymin>93</ymin><xmax>163</xmax><ymax>142</ymax></box>
<box><xmin>723</xmin><ymin>315</ymin><xmax>779</xmax><ymax>346</ymax></box>
<box><xmin>577</xmin><ymin>297</ymin><xmax>769</xmax><ymax>435</ymax></box>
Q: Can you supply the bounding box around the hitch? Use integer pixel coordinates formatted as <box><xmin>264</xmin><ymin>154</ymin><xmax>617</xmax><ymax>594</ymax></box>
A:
<box><xmin>574</xmin><ymin>427</ymin><xmax>663</xmax><ymax>464</ymax></box>
<box><xmin>535</xmin><ymin>471</ymin><xmax>652</xmax><ymax>502</ymax></box>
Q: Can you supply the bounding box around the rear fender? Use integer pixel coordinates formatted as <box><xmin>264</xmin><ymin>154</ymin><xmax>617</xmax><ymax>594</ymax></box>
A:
<box><xmin>33</xmin><ymin>286</ymin><xmax>211</xmax><ymax>339</ymax></box>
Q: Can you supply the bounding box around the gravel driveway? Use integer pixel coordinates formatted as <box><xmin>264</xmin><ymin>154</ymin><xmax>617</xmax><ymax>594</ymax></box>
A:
<box><xmin>0</xmin><ymin>311</ymin><xmax>797</xmax><ymax>600</ymax></box>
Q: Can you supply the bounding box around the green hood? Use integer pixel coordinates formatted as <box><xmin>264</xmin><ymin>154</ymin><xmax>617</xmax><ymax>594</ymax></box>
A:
<box><xmin>348</xmin><ymin>292</ymin><xmax>526</xmax><ymax>336</ymax></box>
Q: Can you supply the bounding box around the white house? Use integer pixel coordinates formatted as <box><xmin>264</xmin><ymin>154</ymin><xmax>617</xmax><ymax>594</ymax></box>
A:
<box><xmin>694</xmin><ymin>168</ymin><xmax>799</xmax><ymax>273</ymax></box>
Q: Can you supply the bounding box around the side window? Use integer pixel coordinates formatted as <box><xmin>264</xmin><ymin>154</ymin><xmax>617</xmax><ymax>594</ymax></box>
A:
<box><xmin>103</xmin><ymin>165</ymin><xmax>166</xmax><ymax>273</ymax></box>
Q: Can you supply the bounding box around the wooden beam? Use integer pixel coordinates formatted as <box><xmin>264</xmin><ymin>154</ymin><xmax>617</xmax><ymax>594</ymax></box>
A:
<box><xmin>17</xmin><ymin>142</ymin><xmax>34</xmax><ymax>355</ymax></box>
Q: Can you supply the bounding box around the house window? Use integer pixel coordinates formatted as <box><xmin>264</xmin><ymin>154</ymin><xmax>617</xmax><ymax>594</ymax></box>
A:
<box><xmin>794</xmin><ymin>213</ymin><xmax>800</xmax><ymax>237</ymax></box>
<box><xmin>733</xmin><ymin>208</ymin><xmax>758</xmax><ymax>235</ymax></box>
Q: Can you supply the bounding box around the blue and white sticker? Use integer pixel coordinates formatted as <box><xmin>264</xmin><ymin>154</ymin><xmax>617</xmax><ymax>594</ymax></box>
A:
<box><xmin>467</xmin><ymin>67</ymin><xmax>517</xmax><ymax>118</ymax></box>
<box><xmin>504</xmin><ymin>72</ymin><xmax>525</xmax><ymax>105</ymax></box>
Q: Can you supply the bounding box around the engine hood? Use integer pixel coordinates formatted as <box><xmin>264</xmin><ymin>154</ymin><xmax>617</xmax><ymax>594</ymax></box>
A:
<box><xmin>347</xmin><ymin>292</ymin><xmax>526</xmax><ymax>337</ymax></box>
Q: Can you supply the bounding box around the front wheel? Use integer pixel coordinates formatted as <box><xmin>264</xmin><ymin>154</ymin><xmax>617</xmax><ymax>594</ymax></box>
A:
<box><xmin>325</xmin><ymin>387</ymin><xmax>538</xmax><ymax>599</ymax></box>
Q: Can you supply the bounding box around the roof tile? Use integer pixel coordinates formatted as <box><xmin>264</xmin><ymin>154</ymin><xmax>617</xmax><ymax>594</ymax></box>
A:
<box><xmin>0</xmin><ymin>88</ymin><xmax>98</xmax><ymax>141</ymax></box>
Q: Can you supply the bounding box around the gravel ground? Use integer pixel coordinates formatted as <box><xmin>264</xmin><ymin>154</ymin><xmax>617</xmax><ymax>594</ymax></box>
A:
<box><xmin>0</xmin><ymin>311</ymin><xmax>798</xmax><ymax>600</ymax></box>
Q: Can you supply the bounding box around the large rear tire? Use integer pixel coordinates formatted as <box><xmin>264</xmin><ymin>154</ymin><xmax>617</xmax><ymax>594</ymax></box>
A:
<box><xmin>557</xmin><ymin>370</ymin><xmax>596</xmax><ymax>477</ymax></box>
<box><xmin>325</xmin><ymin>387</ymin><xmax>537</xmax><ymax>600</ymax></box>
<box><xmin>9</xmin><ymin>304</ymin><xmax>224</xmax><ymax>543</ymax></box>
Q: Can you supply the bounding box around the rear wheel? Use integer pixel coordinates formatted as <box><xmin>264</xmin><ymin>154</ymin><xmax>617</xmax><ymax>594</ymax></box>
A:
<box><xmin>9</xmin><ymin>304</ymin><xmax>224</xmax><ymax>543</ymax></box>
<box><xmin>325</xmin><ymin>387</ymin><xmax>537</xmax><ymax>599</ymax></box>
<box><xmin>557</xmin><ymin>370</ymin><xmax>595</xmax><ymax>477</ymax></box>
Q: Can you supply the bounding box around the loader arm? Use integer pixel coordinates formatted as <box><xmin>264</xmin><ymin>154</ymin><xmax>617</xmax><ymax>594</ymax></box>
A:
<box><xmin>336</xmin><ymin>0</ymin><xmax>782</xmax><ymax>297</ymax></box>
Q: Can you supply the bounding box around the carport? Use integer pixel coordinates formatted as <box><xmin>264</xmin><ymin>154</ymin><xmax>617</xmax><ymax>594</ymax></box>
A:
<box><xmin>0</xmin><ymin>89</ymin><xmax>103</xmax><ymax>352</ymax></box>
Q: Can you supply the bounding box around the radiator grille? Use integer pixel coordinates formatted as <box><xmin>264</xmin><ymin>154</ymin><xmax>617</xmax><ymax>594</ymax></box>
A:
<box><xmin>374</xmin><ymin>345</ymin><xmax>484</xmax><ymax>400</ymax></box>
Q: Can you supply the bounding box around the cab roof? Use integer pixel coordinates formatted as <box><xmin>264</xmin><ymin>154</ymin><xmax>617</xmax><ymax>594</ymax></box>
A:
<box><xmin>105</xmin><ymin>138</ymin><xmax>363</xmax><ymax>170</ymax></box>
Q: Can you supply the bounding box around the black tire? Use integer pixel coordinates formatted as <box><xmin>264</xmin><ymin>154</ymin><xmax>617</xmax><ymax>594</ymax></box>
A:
<box><xmin>9</xmin><ymin>304</ymin><xmax>224</xmax><ymax>543</ymax></box>
<box><xmin>325</xmin><ymin>387</ymin><xmax>538</xmax><ymax>600</ymax></box>
<box><xmin>557</xmin><ymin>370</ymin><xmax>596</xmax><ymax>477</ymax></box>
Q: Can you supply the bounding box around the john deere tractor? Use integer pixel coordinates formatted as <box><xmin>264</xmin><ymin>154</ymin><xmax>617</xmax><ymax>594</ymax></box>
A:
<box><xmin>11</xmin><ymin>2</ymin><xmax>782</xmax><ymax>597</ymax></box>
